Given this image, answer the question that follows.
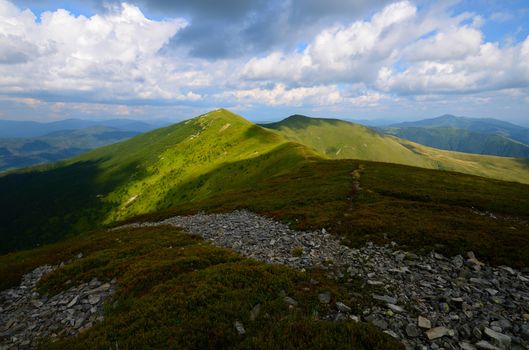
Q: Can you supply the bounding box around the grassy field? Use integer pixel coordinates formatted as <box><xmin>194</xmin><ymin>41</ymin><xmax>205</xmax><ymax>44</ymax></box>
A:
<box><xmin>0</xmin><ymin>225</ymin><xmax>401</xmax><ymax>350</ymax></box>
<box><xmin>0</xmin><ymin>110</ymin><xmax>316</xmax><ymax>253</ymax></box>
<box><xmin>137</xmin><ymin>159</ymin><xmax>529</xmax><ymax>268</ymax></box>
<box><xmin>262</xmin><ymin>115</ymin><xmax>529</xmax><ymax>184</ymax></box>
<box><xmin>2</xmin><ymin>109</ymin><xmax>529</xmax><ymax>268</ymax></box>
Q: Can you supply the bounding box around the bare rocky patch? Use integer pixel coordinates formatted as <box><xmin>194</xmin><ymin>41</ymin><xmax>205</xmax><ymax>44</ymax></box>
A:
<box><xmin>120</xmin><ymin>210</ymin><xmax>529</xmax><ymax>350</ymax></box>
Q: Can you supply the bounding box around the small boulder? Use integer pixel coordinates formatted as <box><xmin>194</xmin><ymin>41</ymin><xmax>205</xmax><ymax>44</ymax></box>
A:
<box><xmin>425</xmin><ymin>326</ymin><xmax>450</xmax><ymax>340</ymax></box>
<box><xmin>318</xmin><ymin>292</ymin><xmax>331</xmax><ymax>304</ymax></box>
<box><xmin>418</xmin><ymin>315</ymin><xmax>431</xmax><ymax>329</ymax></box>
<box><xmin>234</xmin><ymin>321</ymin><xmax>246</xmax><ymax>336</ymax></box>
<box><xmin>335</xmin><ymin>302</ymin><xmax>351</xmax><ymax>313</ymax></box>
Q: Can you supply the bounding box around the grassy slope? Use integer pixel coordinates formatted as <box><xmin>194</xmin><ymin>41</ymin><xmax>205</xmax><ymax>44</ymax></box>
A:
<box><xmin>262</xmin><ymin>115</ymin><xmax>529</xmax><ymax>184</ymax></box>
<box><xmin>0</xmin><ymin>226</ymin><xmax>401</xmax><ymax>350</ymax></box>
<box><xmin>135</xmin><ymin>158</ymin><xmax>529</xmax><ymax>268</ymax></box>
<box><xmin>382</xmin><ymin>126</ymin><xmax>529</xmax><ymax>158</ymax></box>
<box><xmin>0</xmin><ymin>109</ymin><xmax>319</xmax><ymax>253</ymax></box>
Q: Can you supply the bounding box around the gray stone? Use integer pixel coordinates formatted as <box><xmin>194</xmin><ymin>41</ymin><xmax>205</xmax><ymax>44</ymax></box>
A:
<box><xmin>418</xmin><ymin>316</ymin><xmax>432</xmax><ymax>329</ymax></box>
<box><xmin>426</xmin><ymin>326</ymin><xmax>450</xmax><ymax>340</ymax></box>
<box><xmin>372</xmin><ymin>294</ymin><xmax>397</xmax><ymax>304</ymax></box>
<box><xmin>406</xmin><ymin>324</ymin><xmax>421</xmax><ymax>337</ymax></box>
<box><xmin>483</xmin><ymin>327</ymin><xmax>511</xmax><ymax>347</ymax></box>
<box><xmin>387</xmin><ymin>303</ymin><xmax>404</xmax><ymax>313</ymax></box>
<box><xmin>475</xmin><ymin>340</ymin><xmax>500</xmax><ymax>350</ymax></box>
<box><xmin>335</xmin><ymin>302</ymin><xmax>351</xmax><ymax>313</ymax></box>
<box><xmin>520</xmin><ymin>324</ymin><xmax>529</xmax><ymax>340</ymax></box>
<box><xmin>459</xmin><ymin>342</ymin><xmax>477</xmax><ymax>350</ymax></box>
<box><xmin>66</xmin><ymin>295</ymin><xmax>79</xmax><ymax>308</ymax></box>
<box><xmin>88</xmin><ymin>294</ymin><xmax>100</xmax><ymax>305</ymax></box>
<box><xmin>371</xmin><ymin>318</ymin><xmax>388</xmax><ymax>330</ymax></box>
<box><xmin>318</xmin><ymin>292</ymin><xmax>331</xmax><ymax>304</ymax></box>
<box><xmin>234</xmin><ymin>321</ymin><xmax>245</xmax><ymax>335</ymax></box>
<box><xmin>250</xmin><ymin>304</ymin><xmax>261</xmax><ymax>321</ymax></box>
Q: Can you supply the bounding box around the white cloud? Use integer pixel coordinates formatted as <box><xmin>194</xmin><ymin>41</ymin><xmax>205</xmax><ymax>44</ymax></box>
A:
<box><xmin>0</xmin><ymin>0</ymin><xmax>529</xmax><ymax>121</ymax></box>
<box><xmin>217</xmin><ymin>84</ymin><xmax>344</xmax><ymax>107</ymax></box>
<box><xmin>0</xmin><ymin>1</ymin><xmax>203</xmax><ymax>101</ymax></box>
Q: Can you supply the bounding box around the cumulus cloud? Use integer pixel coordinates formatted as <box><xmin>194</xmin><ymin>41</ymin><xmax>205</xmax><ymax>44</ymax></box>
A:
<box><xmin>1</xmin><ymin>0</ymin><xmax>529</xmax><ymax>122</ymax></box>
<box><xmin>0</xmin><ymin>1</ymin><xmax>201</xmax><ymax>102</ymax></box>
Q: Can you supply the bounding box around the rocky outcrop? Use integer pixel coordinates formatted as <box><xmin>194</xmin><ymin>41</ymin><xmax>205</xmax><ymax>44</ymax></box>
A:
<box><xmin>0</xmin><ymin>264</ymin><xmax>116</xmax><ymax>349</ymax></box>
<box><xmin>121</xmin><ymin>210</ymin><xmax>529</xmax><ymax>349</ymax></box>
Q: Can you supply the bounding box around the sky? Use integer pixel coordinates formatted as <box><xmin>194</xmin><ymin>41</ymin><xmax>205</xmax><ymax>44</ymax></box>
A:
<box><xmin>1</xmin><ymin>0</ymin><xmax>529</xmax><ymax>124</ymax></box>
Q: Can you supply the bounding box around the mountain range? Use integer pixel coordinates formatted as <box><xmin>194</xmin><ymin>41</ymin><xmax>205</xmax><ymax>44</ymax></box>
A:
<box><xmin>0</xmin><ymin>126</ymin><xmax>141</xmax><ymax>172</ymax></box>
<box><xmin>1</xmin><ymin>108</ymin><xmax>529</xmax><ymax>255</ymax></box>
<box><xmin>0</xmin><ymin>118</ymin><xmax>158</xmax><ymax>138</ymax></box>
<box><xmin>381</xmin><ymin>114</ymin><xmax>529</xmax><ymax>157</ymax></box>
<box><xmin>2</xmin><ymin>109</ymin><xmax>529</xmax><ymax>349</ymax></box>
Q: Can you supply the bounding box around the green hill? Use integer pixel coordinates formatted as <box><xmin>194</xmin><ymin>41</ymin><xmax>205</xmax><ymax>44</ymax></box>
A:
<box><xmin>0</xmin><ymin>109</ymin><xmax>318</xmax><ymax>253</ymax></box>
<box><xmin>389</xmin><ymin>114</ymin><xmax>529</xmax><ymax>145</ymax></box>
<box><xmin>381</xmin><ymin>126</ymin><xmax>529</xmax><ymax>158</ymax></box>
<box><xmin>2</xmin><ymin>109</ymin><xmax>529</xmax><ymax>264</ymax></box>
<box><xmin>261</xmin><ymin>115</ymin><xmax>529</xmax><ymax>184</ymax></box>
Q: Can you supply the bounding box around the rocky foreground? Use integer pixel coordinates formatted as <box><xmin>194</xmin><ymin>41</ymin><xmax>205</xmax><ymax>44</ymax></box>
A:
<box><xmin>0</xmin><ymin>261</ymin><xmax>116</xmax><ymax>349</ymax></box>
<box><xmin>126</xmin><ymin>210</ymin><xmax>529</xmax><ymax>350</ymax></box>
<box><xmin>2</xmin><ymin>210</ymin><xmax>529</xmax><ymax>349</ymax></box>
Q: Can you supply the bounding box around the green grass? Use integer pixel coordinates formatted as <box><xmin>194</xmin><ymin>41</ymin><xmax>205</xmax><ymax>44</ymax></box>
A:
<box><xmin>382</xmin><ymin>126</ymin><xmax>529</xmax><ymax>158</ymax></box>
<box><xmin>0</xmin><ymin>226</ymin><xmax>401</xmax><ymax>350</ymax></box>
<box><xmin>262</xmin><ymin>115</ymin><xmax>529</xmax><ymax>184</ymax></box>
<box><xmin>2</xmin><ymin>109</ymin><xmax>529</xmax><ymax>269</ymax></box>
<box><xmin>0</xmin><ymin>109</ymin><xmax>317</xmax><ymax>253</ymax></box>
<box><xmin>134</xmin><ymin>159</ymin><xmax>529</xmax><ymax>268</ymax></box>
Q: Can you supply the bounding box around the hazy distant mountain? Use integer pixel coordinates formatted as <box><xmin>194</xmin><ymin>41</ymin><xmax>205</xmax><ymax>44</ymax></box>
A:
<box><xmin>382</xmin><ymin>126</ymin><xmax>529</xmax><ymax>158</ymax></box>
<box><xmin>0</xmin><ymin>118</ymin><xmax>156</xmax><ymax>138</ymax></box>
<box><xmin>0</xmin><ymin>126</ymin><xmax>140</xmax><ymax>172</ymax></box>
<box><xmin>389</xmin><ymin>114</ymin><xmax>529</xmax><ymax>146</ymax></box>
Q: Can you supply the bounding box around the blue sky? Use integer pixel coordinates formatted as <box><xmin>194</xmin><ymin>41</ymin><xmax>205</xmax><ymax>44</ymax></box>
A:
<box><xmin>1</xmin><ymin>0</ymin><xmax>529</xmax><ymax>125</ymax></box>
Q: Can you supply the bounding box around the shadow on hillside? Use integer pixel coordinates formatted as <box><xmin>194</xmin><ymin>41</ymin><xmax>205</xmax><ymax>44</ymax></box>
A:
<box><xmin>516</xmin><ymin>157</ymin><xmax>529</xmax><ymax>170</ymax></box>
<box><xmin>0</xmin><ymin>158</ymin><xmax>140</xmax><ymax>254</ymax></box>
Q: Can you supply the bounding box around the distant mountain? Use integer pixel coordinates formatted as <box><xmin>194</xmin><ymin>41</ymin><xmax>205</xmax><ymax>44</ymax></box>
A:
<box><xmin>389</xmin><ymin>114</ymin><xmax>529</xmax><ymax>146</ymax></box>
<box><xmin>344</xmin><ymin>118</ymin><xmax>397</xmax><ymax>127</ymax></box>
<box><xmin>0</xmin><ymin>126</ymin><xmax>140</xmax><ymax>172</ymax></box>
<box><xmin>382</xmin><ymin>126</ymin><xmax>529</xmax><ymax>158</ymax></box>
<box><xmin>2</xmin><ymin>109</ymin><xmax>529</xmax><ymax>254</ymax></box>
<box><xmin>0</xmin><ymin>118</ymin><xmax>156</xmax><ymax>138</ymax></box>
<box><xmin>261</xmin><ymin>114</ymin><xmax>529</xmax><ymax>182</ymax></box>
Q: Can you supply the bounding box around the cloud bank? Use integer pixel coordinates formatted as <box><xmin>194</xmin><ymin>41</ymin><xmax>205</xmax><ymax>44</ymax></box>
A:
<box><xmin>1</xmin><ymin>0</ymin><xmax>528</xmax><ymax>122</ymax></box>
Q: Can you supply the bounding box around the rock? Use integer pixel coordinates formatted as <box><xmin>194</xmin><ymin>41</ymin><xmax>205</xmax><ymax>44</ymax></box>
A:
<box><xmin>406</xmin><ymin>324</ymin><xmax>421</xmax><ymax>338</ymax></box>
<box><xmin>475</xmin><ymin>340</ymin><xmax>500</xmax><ymax>350</ymax></box>
<box><xmin>483</xmin><ymin>327</ymin><xmax>511</xmax><ymax>347</ymax></box>
<box><xmin>519</xmin><ymin>324</ymin><xmax>529</xmax><ymax>340</ymax></box>
<box><xmin>0</xmin><ymin>264</ymin><xmax>116</xmax><ymax>350</ymax></box>
<box><xmin>112</xmin><ymin>210</ymin><xmax>529</xmax><ymax>350</ymax></box>
<box><xmin>88</xmin><ymin>294</ymin><xmax>101</xmax><ymax>305</ymax></box>
<box><xmin>371</xmin><ymin>318</ymin><xmax>388</xmax><ymax>330</ymax></box>
<box><xmin>66</xmin><ymin>295</ymin><xmax>79</xmax><ymax>308</ymax></box>
<box><xmin>234</xmin><ymin>321</ymin><xmax>245</xmax><ymax>335</ymax></box>
<box><xmin>384</xmin><ymin>329</ymin><xmax>399</xmax><ymax>338</ymax></box>
<box><xmin>485</xmin><ymin>288</ymin><xmax>498</xmax><ymax>296</ymax></box>
<box><xmin>318</xmin><ymin>292</ymin><xmax>331</xmax><ymax>304</ymax></box>
<box><xmin>459</xmin><ymin>342</ymin><xmax>477</xmax><ymax>350</ymax></box>
<box><xmin>372</xmin><ymin>294</ymin><xmax>397</xmax><ymax>304</ymax></box>
<box><xmin>473</xmin><ymin>327</ymin><xmax>483</xmax><ymax>340</ymax></box>
<box><xmin>250</xmin><ymin>304</ymin><xmax>261</xmax><ymax>321</ymax></box>
<box><xmin>418</xmin><ymin>316</ymin><xmax>431</xmax><ymax>329</ymax></box>
<box><xmin>335</xmin><ymin>302</ymin><xmax>351</xmax><ymax>313</ymax></box>
<box><xmin>426</xmin><ymin>326</ymin><xmax>450</xmax><ymax>340</ymax></box>
<box><xmin>387</xmin><ymin>304</ymin><xmax>404</xmax><ymax>313</ymax></box>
